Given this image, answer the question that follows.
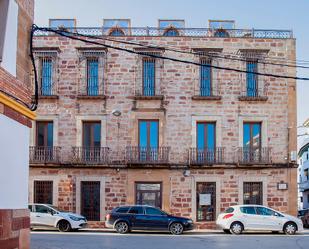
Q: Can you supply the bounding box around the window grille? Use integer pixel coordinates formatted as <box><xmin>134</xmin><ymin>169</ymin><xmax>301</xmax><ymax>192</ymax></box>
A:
<box><xmin>34</xmin><ymin>181</ymin><xmax>53</xmax><ymax>204</ymax></box>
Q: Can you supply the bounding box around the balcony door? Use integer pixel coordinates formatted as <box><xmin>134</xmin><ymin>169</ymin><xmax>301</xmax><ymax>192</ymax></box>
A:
<box><xmin>36</xmin><ymin>121</ymin><xmax>53</xmax><ymax>161</ymax></box>
<box><xmin>196</xmin><ymin>122</ymin><xmax>216</xmax><ymax>163</ymax></box>
<box><xmin>139</xmin><ymin>120</ymin><xmax>159</xmax><ymax>161</ymax></box>
<box><xmin>82</xmin><ymin>122</ymin><xmax>101</xmax><ymax>161</ymax></box>
<box><xmin>243</xmin><ymin>122</ymin><xmax>261</xmax><ymax>162</ymax></box>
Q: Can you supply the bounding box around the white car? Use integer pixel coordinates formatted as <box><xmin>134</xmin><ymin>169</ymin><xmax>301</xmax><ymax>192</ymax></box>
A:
<box><xmin>216</xmin><ymin>205</ymin><xmax>303</xmax><ymax>235</ymax></box>
<box><xmin>29</xmin><ymin>203</ymin><xmax>87</xmax><ymax>232</ymax></box>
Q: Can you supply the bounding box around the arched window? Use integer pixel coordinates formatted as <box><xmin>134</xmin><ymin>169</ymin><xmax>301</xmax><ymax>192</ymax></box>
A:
<box><xmin>214</xmin><ymin>29</ymin><xmax>229</xmax><ymax>38</ymax></box>
<box><xmin>109</xmin><ymin>28</ymin><xmax>125</xmax><ymax>36</ymax></box>
<box><xmin>163</xmin><ymin>27</ymin><xmax>179</xmax><ymax>37</ymax></box>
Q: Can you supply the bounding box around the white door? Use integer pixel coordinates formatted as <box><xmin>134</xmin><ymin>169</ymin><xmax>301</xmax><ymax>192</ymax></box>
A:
<box><xmin>33</xmin><ymin>205</ymin><xmax>57</xmax><ymax>227</ymax></box>
<box><xmin>255</xmin><ymin>207</ymin><xmax>282</xmax><ymax>230</ymax></box>
<box><xmin>239</xmin><ymin>206</ymin><xmax>260</xmax><ymax>230</ymax></box>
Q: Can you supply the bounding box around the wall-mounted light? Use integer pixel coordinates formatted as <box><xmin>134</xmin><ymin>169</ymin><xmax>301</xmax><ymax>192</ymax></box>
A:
<box><xmin>183</xmin><ymin>169</ymin><xmax>190</xmax><ymax>177</ymax></box>
<box><xmin>112</xmin><ymin>109</ymin><xmax>122</xmax><ymax>117</ymax></box>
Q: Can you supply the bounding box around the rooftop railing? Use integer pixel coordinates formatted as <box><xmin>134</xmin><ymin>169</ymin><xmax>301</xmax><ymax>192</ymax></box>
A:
<box><xmin>34</xmin><ymin>27</ymin><xmax>293</xmax><ymax>39</ymax></box>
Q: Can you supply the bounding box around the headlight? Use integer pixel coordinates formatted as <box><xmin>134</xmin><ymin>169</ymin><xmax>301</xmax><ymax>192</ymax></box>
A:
<box><xmin>187</xmin><ymin>219</ymin><xmax>193</xmax><ymax>223</ymax></box>
<box><xmin>69</xmin><ymin>215</ymin><xmax>82</xmax><ymax>221</ymax></box>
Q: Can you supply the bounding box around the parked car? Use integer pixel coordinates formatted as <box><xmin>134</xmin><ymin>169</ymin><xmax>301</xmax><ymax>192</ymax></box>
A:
<box><xmin>298</xmin><ymin>209</ymin><xmax>309</xmax><ymax>227</ymax></box>
<box><xmin>29</xmin><ymin>203</ymin><xmax>87</xmax><ymax>232</ymax></box>
<box><xmin>216</xmin><ymin>205</ymin><xmax>303</xmax><ymax>235</ymax></box>
<box><xmin>105</xmin><ymin>205</ymin><xmax>194</xmax><ymax>235</ymax></box>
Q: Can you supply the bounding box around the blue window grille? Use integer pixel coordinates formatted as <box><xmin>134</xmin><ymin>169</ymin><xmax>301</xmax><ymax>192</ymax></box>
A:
<box><xmin>87</xmin><ymin>58</ymin><xmax>99</xmax><ymax>96</ymax></box>
<box><xmin>109</xmin><ymin>29</ymin><xmax>125</xmax><ymax>36</ymax></box>
<box><xmin>163</xmin><ymin>28</ymin><xmax>179</xmax><ymax>37</ymax></box>
<box><xmin>200</xmin><ymin>58</ymin><xmax>212</xmax><ymax>96</ymax></box>
<box><xmin>41</xmin><ymin>58</ymin><xmax>53</xmax><ymax>96</ymax></box>
<box><xmin>246</xmin><ymin>60</ymin><xmax>258</xmax><ymax>97</ymax></box>
<box><xmin>142</xmin><ymin>58</ymin><xmax>155</xmax><ymax>96</ymax></box>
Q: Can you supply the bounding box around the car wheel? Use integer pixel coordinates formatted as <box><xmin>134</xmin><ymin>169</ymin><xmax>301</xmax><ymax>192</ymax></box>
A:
<box><xmin>284</xmin><ymin>222</ymin><xmax>297</xmax><ymax>235</ymax></box>
<box><xmin>169</xmin><ymin>222</ymin><xmax>184</xmax><ymax>235</ymax></box>
<box><xmin>57</xmin><ymin>220</ymin><xmax>71</xmax><ymax>232</ymax></box>
<box><xmin>230</xmin><ymin>222</ymin><xmax>243</xmax><ymax>235</ymax></box>
<box><xmin>223</xmin><ymin>229</ymin><xmax>231</xmax><ymax>234</ymax></box>
<box><xmin>115</xmin><ymin>221</ymin><xmax>129</xmax><ymax>234</ymax></box>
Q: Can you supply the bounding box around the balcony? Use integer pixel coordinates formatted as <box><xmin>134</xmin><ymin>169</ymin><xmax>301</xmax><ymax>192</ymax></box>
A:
<box><xmin>238</xmin><ymin>88</ymin><xmax>268</xmax><ymax>101</ymax></box>
<box><xmin>189</xmin><ymin>148</ymin><xmax>225</xmax><ymax>165</ymax></box>
<box><xmin>126</xmin><ymin>146</ymin><xmax>170</xmax><ymax>165</ymax></box>
<box><xmin>238</xmin><ymin>147</ymin><xmax>271</xmax><ymax>164</ymax></box>
<box><xmin>71</xmin><ymin>147</ymin><xmax>110</xmax><ymax>165</ymax></box>
<box><xmin>29</xmin><ymin>146</ymin><xmax>61</xmax><ymax>164</ymax></box>
<box><xmin>34</xmin><ymin>27</ymin><xmax>293</xmax><ymax>39</ymax></box>
<box><xmin>192</xmin><ymin>84</ymin><xmax>221</xmax><ymax>101</ymax></box>
<box><xmin>299</xmin><ymin>180</ymin><xmax>309</xmax><ymax>192</ymax></box>
<box><xmin>77</xmin><ymin>77</ymin><xmax>106</xmax><ymax>100</ymax></box>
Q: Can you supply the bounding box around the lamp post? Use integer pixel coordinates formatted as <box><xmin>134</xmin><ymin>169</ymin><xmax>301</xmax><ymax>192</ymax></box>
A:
<box><xmin>112</xmin><ymin>109</ymin><xmax>122</xmax><ymax>163</ymax></box>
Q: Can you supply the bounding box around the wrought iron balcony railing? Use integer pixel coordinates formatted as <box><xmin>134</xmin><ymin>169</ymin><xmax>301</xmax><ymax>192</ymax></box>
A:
<box><xmin>239</xmin><ymin>88</ymin><xmax>268</xmax><ymax>101</ymax></box>
<box><xmin>34</xmin><ymin>27</ymin><xmax>293</xmax><ymax>39</ymax></box>
<box><xmin>238</xmin><ymin>147</ymin><xmax>271</xmax><ymax>164</ymax></box>
<box><xmin>71</xmin><ymin>147</ymin><xmax>110</xmax><ymax>164</ymax></box>
<box><xmin>192</xmin><ymin>83</ymin><xmax>221</xmax><ymax>100</ymax></box>
<box><xmin>77</xmin><ymin>77</ymin><xmax>105</xmax><ymax>97</ymax></box>
<box><xmin>29</xmin><ymin>146</ymin><xmax>61</xmax><ymax>164</ymax></box>
<box><xmin>126</xmin><ymin>146</ymin><xmax>170</xmax><ymax>164</ymax></box>
<box><xmin>189</xmin><ymin>147</ymin><xmax>225</xmax><ymax>165</ymax></box>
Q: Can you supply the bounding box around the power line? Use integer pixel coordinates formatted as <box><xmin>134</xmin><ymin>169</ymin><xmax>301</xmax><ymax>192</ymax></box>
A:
<box><xmin>33</xmin><ymin>26</ymin><xmax>309</xmax><ymax>81</ymax></box>
<box><xmin>46</xmin><ymin>28</ymin><xmax>309</xmax><ymax>69</ymax></box>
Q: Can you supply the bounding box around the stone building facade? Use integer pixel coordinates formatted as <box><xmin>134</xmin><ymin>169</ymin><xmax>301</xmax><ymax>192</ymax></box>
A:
<box><xmin>30</xmin><ymin>19</ymin><xmax>297</xmax><ymax>229</ymax></box>
<box><xmin>0</xmin><ymin>0</ymin><xmax>35</xmax><ymax>248</ymax></box>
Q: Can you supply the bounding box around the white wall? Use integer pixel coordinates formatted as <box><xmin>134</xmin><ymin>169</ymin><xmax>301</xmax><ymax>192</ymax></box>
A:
<box><xmin>0</xmin><ymin>114</ymin><xmax>29</xmax><ymax>209</ymax></box>
<box><xmin>0</xmin><ymin>0</ymin><xmax>18</xmax><ymax>76</ymax></box>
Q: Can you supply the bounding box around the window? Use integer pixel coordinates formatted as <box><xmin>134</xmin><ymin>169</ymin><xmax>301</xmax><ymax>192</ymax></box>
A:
<box><xmin>246</xmin><ymin>59</ymin><xmax>258</xmax><ymax>97</ymax></box>
<box><xmin>200</xmin><ymin>58</ymin><xmax>212</xmax><ymax>96</ymax></box>
<box><xmin>224</xmin><ymin>207</ymin><xmax>234</xmax><ymax>213</ymax></box>
<box><xmin>145</xmin><ymin>207</ymin><xmax>165</xmax><ymax>216</ymax></box>
<box><xmin>243</xmin><ymin>122</ymin><xmax>261</xmax><ymax>161</ymax></box>
<box><xmin>307</xmin><ymin>194</ymin><xmax>309</xmax><ymax>204</ymax></box>
<box><xmin>109</xmin><ymin>28</ymin><xmax>125</xmax><ymax>36</ymax></box>
<box><xmin>49</xmin><ymin>19</ymin><xmax>75</xmax><ymax>30</ymax></box>
<box><xmin>115</xmin><ymin>207</ymin><xmax>130</xmax><ymax>213</ymax></box>
<box><xmin>103</xmin><ymin>19</ymin><xmax>130</xmax><ymax>36</ymax></box>
<box><xmin>196</xmin><ymin>182</ymin><xmax>216</xmax><ymax>221</ymax></box>
<box><xmin>139</xmin><ymin>120</ymin><xmax>159</xmax><ymax>161</ymax></box>
<box><xmin>28</xmin><ymin>205</ymin><xmax>33</xmax><ymax>212</ymax></box>
<box><xmin>243</xmin><ymin>182</ymin><xmax>263</xmax><ymax>205</ymax></box>
<box><xmin>86</xmin><ymin>58</ymin><xmax>99</xmax><ymax>96</ymax></box>
<box><xmin>240</xmin><ymin>206</ymin><xmax>257</xmax><ymax>215</ymax></box>
<box><xmin>40</xmin><ymin>57</ymin><xmax>54</xmax><ymax>95</ymax></box>
<box><xmin>36</xmin><ymin>121</ymin><xmax>53</xmax><ymax>147</ymax></box>
<box><xmin>305</xmin><ymin>169</ymin><xmax>309</xmax><ymax>180</ymax></box>
<box><xmin>34</xmin><ymin>181</ymin><xmax>53</xmax><ymax>204</ymax></box>
<box><xmin>256</xmin><ymin>207</ymin><xmax>275</xmax><ymax>216</ymax></box>
<box><xmin>163</xmin><ymin>28</ymin><xmax>179</xmax><ymax>37</ymax></box>
<box><xmin>142</xmin><ymin>57</ymin><xmax>156</xmax><ymax>96</ymax></box>
<box><xmin>128</xmin><ymin>206</ymin><xmax>144</xmax><ymax>214</ymax></box>
<box><xmin>136</xmin><ymin>183</ymin><xmax>162</xmax><ymax>208</ymax></box>
<box><xmin>209</xmin><ymin>20</ymin><xmax>235</xmax><ymax>30</ymax></box>
<box><xmin>35</xmin><ymin>205</ymin><xmax>51</xmax><ymax>214</ymax></box>
<box><xmin>81</xmin><ymin>181</ymin><xmax>100</xmax><ymax>221</ymax></box>
<box><xmin>83</xmin><ymin>122</ymin><xmax>101</xmax><ymax>148</ymax></box>
<box><xmin>197</xmin><ymin>122</ymin><xmax>216</xmax><ymax>162</ymax></box>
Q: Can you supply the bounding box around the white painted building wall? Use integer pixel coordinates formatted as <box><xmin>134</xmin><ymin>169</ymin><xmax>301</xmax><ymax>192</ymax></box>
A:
<box><xmin>0</xmin><ymin>0</ymin><xmax>18</xmax><ymax>76</ymax></box>
<box><xmin>0</xmin><ymin>114</ymin><xmax>29</xmax><ymax>209</ymax></box>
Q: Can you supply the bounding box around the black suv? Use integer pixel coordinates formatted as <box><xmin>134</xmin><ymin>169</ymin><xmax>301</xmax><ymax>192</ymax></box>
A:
<box><xmin>105</xmin><ymin>205</ymin><xmax>194</xmax><ymax>235</ymax></box>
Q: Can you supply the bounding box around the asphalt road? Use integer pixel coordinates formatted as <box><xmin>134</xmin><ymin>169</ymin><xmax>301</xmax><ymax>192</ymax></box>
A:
<box><xmin>31</xmin><ymin>231</ymin><xmax>309</xmax><ymax>249</ymax></box>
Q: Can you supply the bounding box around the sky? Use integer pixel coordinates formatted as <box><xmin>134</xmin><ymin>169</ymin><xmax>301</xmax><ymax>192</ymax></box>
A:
<box><xmin>34</xmin><ymin>0</ymin><xmax>309</xmax><ymax>129</ymax></box>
